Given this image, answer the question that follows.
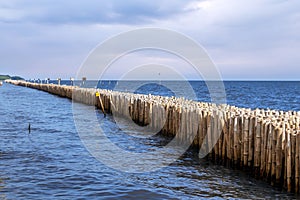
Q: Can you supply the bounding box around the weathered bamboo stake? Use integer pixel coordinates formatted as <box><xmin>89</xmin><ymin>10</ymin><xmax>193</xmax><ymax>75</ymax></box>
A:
<box><xmin>291</xmin><ymin>132</ymin><xmax>296</xmax><ymax>192</ymax></box>
<box><xmin>102</xmin><ymin>92</ymin><xmax>107</xmax><ymax>112</ymax></box>
<box><xmin>296</xmin><ymin>133</ymin><xmax>300</xmax><ymax>193</ymax></box>
<box><xmin>276</xmin><ymin>127</ymin><xmax>283</xmax><ymax>186</ymax></box>
<box><xmin>144</xmin><ymin>101</ymin><xmax>150</xmax><ymax>126</ymax></box>
<box><xmin>109</xmin><ymin>94</ymin><xmax>117</xmax><ymax>115</ymax></box>
<box><xmin>254</xmin><ymin>118</ymin><xmax>261</xmax><ymax>175</ymax></box>
<box><xmin>213</xmin><ymin>111</ymin><xmax>219</xmax><ymax>162</ymax></box>
<box><xmin>160</xmin><ymin>104</ymin><xmax>166</xmax><ymax>134</ymax></box>
<box><xmin>271</xmin><ymin>124</ymin><xmax>277</xmax><ymax>185</ymax></box>
<box><xmin>167</xmin><ymin>103</ymin><xmax>172</xmax><ymax>136</ymax></box>
<box><xmin>282</xmin><ymin>121</ymin><xmax>288</xmax><ymax>189</ymax></box>
<box><xmin>192</xmin><ymin>109</ymin><xmax>199</xmax><ymax>147</ymax></box>
<box><xmin>138</xmin><ymin>99</ymin><xmax>143</xmax><ymax>125</ymax></box>
<box><xmin>229</xmin><ymin>114</ymin><xmax>234</xmax><ymax>165</ymax></box>
<box><xmin>233</xmin><ymin>116</ymin><xmax>239</xmax><ymax>166</ymax></box>
<box><xmin>199</xmin><ymin>110</ymin><xmax>206</xmax><ymax>150</ymax></box>
<box><xmin>131</xmin><ymin>97</ymin><xmax>135</xmax><ymax>121</ymax></box>
<box><xmin>173</xmin><ymin>105</ymin><xmax>179</xmax><ymax>137</ymax></box>
<box><xmin>239</xmin><ymin>114</ymin><xmax>243</xmax><ymax>167</ymax></box>
<box><xmin>117</xmin><ymin>94</ymin><xmax>122</xmax><ymax>116</ymax></box>
<box><xmin>140</xmin><ymin>98</ymin><xmax>145</xmax><ymax>124</ymax></box>
<box><xmin>200</xmin><ymin>110</ymin><xmax>208</xmax><ymax>158</ymax></box>
<box><xmin>107</xmin><ymin>92</ymin><xmax>111</xmax><ymax>112</ymax></box>
<box><xmin>218</xmin><ymin>111</ymin><xmax>224</xmax><ymax>162</ymax></box>
<box><xmin>183</xmin><ymin>107</ymin><xmax>189</xmax><ymax>144</ymax></box>
<box><xmin>152</xmin><ymin>102</ymin><xmax>157</xmax><ymax>130</ymax></box>
<box><xmin>193</xmin><ymin>107</ymin><xmax>198</xmax><ymax>146</ymax></box>
<box><xmin>176</xmin><ymin>106</ymin><xmax>182</xmax><ymax>141</ymax></box>
<box><xmin>129</xmin><ymin>97</ymin><xmax>134</xmax><ymax>120</ymax></box>
<box><xmin>198</xmin><ymin>109</ymin><xmax>203</xmax><ymax>149</ymax></box>
<box><xmin>207</xmin><ymin>112</ymin><xmax>213</xmax><ymax>159</ymax></box>
<box><xmin>243</xmin><ymin>116</ymin><xmax>249</xmax><ymax>167</ymax></box>
<box><xmin>187</xmin><ymin>107</ymin><xmax>195</xmax><ymax>144</ymax></box>
<box><xmin>167</xmin><ymin>102</ymin><xmax>175</xmax><ymax>136</ymax></box>
<box><xmin>173</xmin><ymin>104</ymin><xmax>179</xmax><ymax>139</ymax></box>
<box><xmin>134</xmin><ymin>98</ymin><xmax>139</xmax><ymax>123</ymax></box>
<box><xmin>97</xmin><ymin>92</ymin><xmax>106</xmax><ymax>117</ymax></box>
<box><xmin>187</xmin><ymin>107</ymin><xmax>192</xmax><ymax>144</ymax></box>
<box><xmin>267</xmin><ymin>122</ymin><xmax>273</xmax><ymax>180</ymax></box>
<box><xmin>287</xmin><ymin>129</ymin><xmax>292</xmax><ymax>192</ymax></box>
<box><xmin>178</xmin><ymin>107</ymin><xmax>184</xmax><ymax>143</ymax></box>
<box><xmin>156</xmin><ymin>103</ymin><xmax>161</xmax><ymax>132</ymax></box>
<box><xmin>260</xmin><ymin>120</ymin><xmax>267</xmax><ymax>177</ymax></box>
<box><xmin>152</xmin><ymin>101</ymin><xmax>158</xmax><ymax>131</ymax></box>
<box><xmin>248</xmin><ymin>116</ymin><xmax>254</xmax><ymax>168</ymax></box>
<box><xmin>221</xmin><ymin>111</ymin><xmax>228</xmax><ymax>162</ymax></box>
<box><xmin>123</xmin><ymin>95</ymin><xmax>129</xmax><ymax>120</ymax></box>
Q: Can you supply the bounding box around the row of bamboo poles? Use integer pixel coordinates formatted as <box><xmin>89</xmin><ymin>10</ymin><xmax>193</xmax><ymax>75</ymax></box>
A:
<box><xmin>6</xmin><ymin>80</ymin><xmax>300</xmax><ymax>193</ymax></box>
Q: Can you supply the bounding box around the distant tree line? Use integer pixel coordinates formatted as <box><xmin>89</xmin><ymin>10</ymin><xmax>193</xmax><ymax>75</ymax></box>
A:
<box><xmin>0</xmin><ymin>74</ymin><xmax>24</xmax><ymax>80</ymax></box>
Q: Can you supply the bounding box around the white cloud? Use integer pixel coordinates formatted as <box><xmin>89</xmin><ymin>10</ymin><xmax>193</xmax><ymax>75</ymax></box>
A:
<box><xmin>157</xmin><ymin>0</ymin><xmax>300</xmax><ymax>80</ymax></box>
<box><xmin>0</xmin><ymin>0</ymin><xmax>193</xmax><ymax>24</ymax></box>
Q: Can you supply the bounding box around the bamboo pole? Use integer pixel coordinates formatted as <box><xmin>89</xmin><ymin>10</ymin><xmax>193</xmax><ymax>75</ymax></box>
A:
<box><xmin>287</xmin><ymin>129</ymin><xmax>292</xmax><ymax>192</ymax></box>
<box><xmin>187</xmin><ymin>107</ymin><xmax>192</xmax><ymax>144</ymax></box>
<box><xmin>248</xmin><ymin>116</ymin><xmax>254</xmax><ymax>168</ymax></box>
<box><xmin>207</xmin><ymin>112</ymin><xmax>212</xmax><ymax>159</ymax></box>
<box><xmin>180</xmin><ymin>107</ymin><xmax>187</xmax><ymax>144</ymax></box>
<box><xmin>267</xmin><ymin>122</ymin><xmax>272</xmax><ymax>180</ymax></box>
<box><xmin>296</xmin><ymin>133</ymin><xmax>300</xmax><ymax>193</ymax></box>
<box><xmin>271</xmin><ymin>124</ymin><xmax>277</xmax><ymax>185</ymax></box>
<box><xmin>260</xmin><ymin>120</ymin><xmax>267</xmax><ymax>177</ymax></box>
<box><xmin>213</xmin><ymin>111</ymin><xmax>219</xmax><ymax>162</ymax></box>
<box><xmin>198</xmin><ymin>109</ymin><xmax>203</xmax><ymax>149</ymax></box>
<box><xmin>96</xmin><ymin>92</ymin><xmax>106</xmax><ymax>117</ymax></box>
<box><xmin>192</xmin><ymin>109</ymin><xmax>199</xmax><ymax>147</ymax></box>
<box><xmin>254</xmin><ymin>118</ymin><xmax>261</xmax><ymax>175</ymax></box>
<box><xmin>200</xmin><ymin>110</ymin><xmax>208</xmax><ymax>158</ymax></box>
<box><xmin>291</xmin><ymin>132</ymin><xmax>296</xmax><ymax>192</ymax></box>
<box><xmin>240</xmin><ymin>114</ymin><xmax>244</xmax><ymax>167</ymax></box>
<box><xmin>234</xmin><ymin>116</ymin><xmax>239</xmax><ymax>166</ymax></box>
<box><xmin>228</xmin><ymin>114</ymin><xmax>234</xmax><ymax>165</ymax></box>
<box><xmin>218</xmin><ymin>111</ymin><xmax>224</xmax><ymax>162</ymax></box>
<box><xmin>243</xmin><ymin>116</ymin><xmax>249</xmax><ymax>167</ymax></box>
<box><xmin>221</xmin><ymin>111</ymin><xmax>228</xmax><ymax>162</ymax></box>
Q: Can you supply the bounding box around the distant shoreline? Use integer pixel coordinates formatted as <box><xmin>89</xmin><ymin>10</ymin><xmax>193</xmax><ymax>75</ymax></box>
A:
<box><xmin>0</xmin><ymin>74</ymin><xmax>24</xmax><ymax>81</ymax></box>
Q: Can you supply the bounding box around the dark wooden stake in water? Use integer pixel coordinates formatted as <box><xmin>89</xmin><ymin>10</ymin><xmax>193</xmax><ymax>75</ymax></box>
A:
<box><xmin>28</xmin><ymin>123</ymin><xmax>31</xmax><ymax>134</ymax></box>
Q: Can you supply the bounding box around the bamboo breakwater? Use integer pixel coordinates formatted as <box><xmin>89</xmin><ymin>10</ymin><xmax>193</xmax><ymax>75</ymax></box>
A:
<box><xmin>6</xmin><ymin>80</ymin><xmax>300</xmax><ymax>193</ymax></box>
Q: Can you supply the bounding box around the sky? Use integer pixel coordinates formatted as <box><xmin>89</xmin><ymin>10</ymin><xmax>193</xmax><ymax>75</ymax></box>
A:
<box><xmin>0</xmin><ymin>0</ymin><xmax>300</xmax><ymax>80</ymax></box>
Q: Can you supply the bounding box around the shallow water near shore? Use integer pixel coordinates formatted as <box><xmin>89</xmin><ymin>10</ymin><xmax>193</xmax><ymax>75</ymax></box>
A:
<box><xmin>0</xmin><ymin>81</ymin><xmax>299</xmax><ymax>199</ymax></box>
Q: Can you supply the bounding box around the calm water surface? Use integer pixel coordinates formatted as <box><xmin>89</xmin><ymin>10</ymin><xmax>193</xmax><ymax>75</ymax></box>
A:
<box><xmin>0</xmin><ymin>82</ymin><xmax>299</xmax><ymax>199</ymax></box>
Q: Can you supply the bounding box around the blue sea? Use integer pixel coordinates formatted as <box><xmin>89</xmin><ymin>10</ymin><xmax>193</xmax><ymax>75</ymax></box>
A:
<box><xmin>0</xmin><ymin>81</ymin><xmax>299</xmax><ymax>199</ymax></box>
<box><xmin>71</xmin><ymin>80</ymin><xmax>299</xmax><ymax>111</ymax></box>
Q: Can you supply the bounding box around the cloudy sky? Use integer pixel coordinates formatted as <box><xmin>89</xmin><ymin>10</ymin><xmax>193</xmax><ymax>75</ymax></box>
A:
<box><xmin>0</xmin><ymin>0</ymin><xmax>299</xmax><ymax>80</ymax></box>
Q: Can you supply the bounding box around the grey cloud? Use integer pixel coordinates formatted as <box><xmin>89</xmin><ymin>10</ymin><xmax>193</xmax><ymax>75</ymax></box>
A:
<box><xmin>0</xmin><ymin>0</ymin><xmax>194</xmax><ymax>25</ymax></box>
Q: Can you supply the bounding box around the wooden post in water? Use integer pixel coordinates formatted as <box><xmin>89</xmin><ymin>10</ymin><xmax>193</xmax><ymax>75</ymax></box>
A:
<box><xmin>96</xmin><ymin>91</ymin><xmax>106</xmax><ymax>117</ymax></box>
<box><xmin>82</xmin><ymin>77</ymin><xmax>87</xmax><ymax>86</ymax></box>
